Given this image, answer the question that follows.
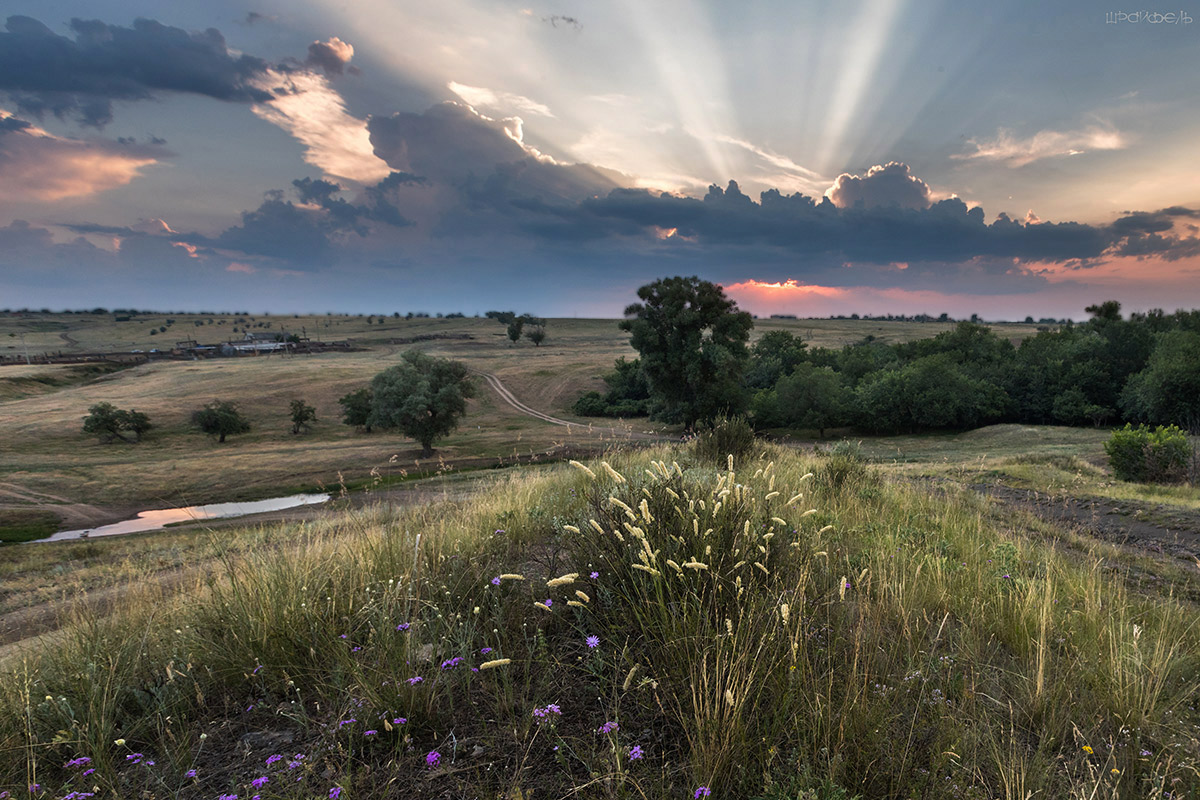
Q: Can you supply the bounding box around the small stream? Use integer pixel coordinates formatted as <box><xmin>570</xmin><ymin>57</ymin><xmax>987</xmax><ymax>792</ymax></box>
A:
<box><xmin>40</xmin><ymin>493</ymin><xmax>331</xmax><ymax>542</ymax></box>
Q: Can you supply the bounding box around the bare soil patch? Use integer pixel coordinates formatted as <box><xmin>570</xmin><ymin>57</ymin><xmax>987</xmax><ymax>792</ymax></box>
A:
<box><xmin>971</xmin><ymin>481</ymin><xmax>1200</xmax><ymax>563</ymax></box>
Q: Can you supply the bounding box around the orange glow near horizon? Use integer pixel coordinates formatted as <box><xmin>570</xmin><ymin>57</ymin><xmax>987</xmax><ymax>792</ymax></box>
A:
<box><xmin>721</xmin><ymin>268</ymin><xmax>1200</xmax><ymax>322</ymax></box>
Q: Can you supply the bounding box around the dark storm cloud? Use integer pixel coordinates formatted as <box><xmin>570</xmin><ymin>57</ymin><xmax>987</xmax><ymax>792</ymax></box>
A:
<box><xmin>172</xmin><ymin>175</ymin><xmax>413</xmax><ymax>267</ymax></box>
<box><xmin>368</xmin><ymin>102</ymin><xmax>621</xmax><ymax>207</ymax></box>
<box><xmin>0</xmin><ymin>15</ymin><xmax>278</xmax><ymax>127</ymax></box>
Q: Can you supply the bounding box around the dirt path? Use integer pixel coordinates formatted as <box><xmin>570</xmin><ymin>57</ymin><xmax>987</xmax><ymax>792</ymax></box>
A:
<box><xmin>971</xmin><ymin>481</ymin><xmax>1200</xmax><ymax>564</ymax></box>
<box><xmin>474</xmin><ymin>370</ymin><xmax>663</xmax><ymax>441</ymax></box>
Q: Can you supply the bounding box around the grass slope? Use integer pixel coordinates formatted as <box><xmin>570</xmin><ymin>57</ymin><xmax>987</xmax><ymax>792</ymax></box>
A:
<box><xmin>2</xmin><ymin>443</ymin><xmax>1196</xmax><ymax>799</ymax></box>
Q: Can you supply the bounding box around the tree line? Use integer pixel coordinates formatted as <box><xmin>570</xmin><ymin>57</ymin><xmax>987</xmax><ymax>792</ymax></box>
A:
<box><xmin>82</xmin><ymin>351</ymin><xmax>476</xmax><ymax>456</ymax></box>
<box><xmin>575</xmin><ymin>280</ymin><xmax>1200</xmax><ymax>436</ymax></box>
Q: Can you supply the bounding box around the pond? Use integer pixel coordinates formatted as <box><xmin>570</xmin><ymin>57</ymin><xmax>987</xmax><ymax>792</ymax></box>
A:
<box><xmin>40</xmin><ymin>493</ymin><xmax>331</xmax><ymax>542</ymax></box>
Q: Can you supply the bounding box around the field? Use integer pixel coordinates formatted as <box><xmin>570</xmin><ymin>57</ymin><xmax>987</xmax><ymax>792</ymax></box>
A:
<box><xmin>0</xmin><ymin>312</ymin><xmax>1045</xmax><ymax>535</ymax></box>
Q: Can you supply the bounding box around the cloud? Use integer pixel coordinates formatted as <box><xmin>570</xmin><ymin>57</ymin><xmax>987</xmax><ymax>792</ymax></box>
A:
<box><xmin>448</xmin><ymin>82</ymin><xmax>554</xmax><ymax>118</ymax></box>
<box><xmin>0</xmin><ymin>110</ymin><xmax>168</xmax><ymax>201</ymax></box>
<box><xmin>953</xmin><ymin>125</ymin><xmax>1126</xmax><ymax>167</ymax></box>
<box><xmin>0</xmin><ymin>15</ymin><xmax>277</xmax><ymax>127</ymax></box>
<box><xmin>250</xmin><ymin>69</ymin><xmax>391</xmax><ymax>184</ymax></box>
<box><xmin>306</xmin><ymin>37</ymin><xmax>356</xmax><ymax>77</ymax></box>
<box><xmin>244</xmin><ymin>12</ymin><xmax>275</xmax><ymax>26</ymax></box>
<box><xmin>826</xmin><ymin>162</ymin><xmax>932</xmax><ymax>210</ymax></box>
<box><xmin>368</xmin><ymin>102</ymin><xmax>620</xmax><ymax>205</ymax></box>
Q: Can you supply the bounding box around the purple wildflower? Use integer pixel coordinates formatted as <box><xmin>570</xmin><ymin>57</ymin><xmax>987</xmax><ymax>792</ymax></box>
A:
<box><xmin>480</xmin><ymin>647</ymin><xmax>493</xmax><ymax>654</ymax></box>
<box><xmin>364</xmin><ymin>730</ymin><xmax>377</xmax><ymax>736</ymax></box>
<box><xmin>495</xmin><ymin>529</ymin><xmax>505</xmax><ymax>534</ymax></box>
<box><xmin>544</xmin><ymin>598</ymin><xmax>553</xmax><ymax>607</ymax></box>
<box><xmin>351</xmin><ymin>646</ymin><xmax>362</xmax><ymax>653</ymax></box>
<box><xmin>590</xmin><ymin>571</ymin><xmax>599</xmax><ymax>579</ymax></box>
<box><xmin>64</xmin><ymin>757</ymin><xmax>92</xmax><ymax>769</ymax></box>
<box><xmin>185</xmin><ymin>769</ymin><xmax>197</xmax><ymax>778</ymax></box>
<box><xmin>329</xmin><ymin>789</ymin><xmax>342</xmax><ymax>799</ymax></box>
<box><xmin>338</xmin><ymin>718</ymin><xmax>356</xmax><ymax>727</ymax></box>
<box><xmin>426</xmin><ymin>750</ymin><xmax>441</xmax><ymax>768</ymax></box>
<box><xmin>598</xmin><ymin>721</ymin><xmax>619</xmax><ymax>734</ymax></box>
<box><xmin>395</xmin><ymin>623</ymin><xmax>410</xmax><ymax>631</ymax></box>
<box><xmin>441</xmin><ymin>656</ymin><xmax>463</xmax><ymax>670</ymax></box>
<box><xmin>695</xmin><ymin>788</ymin><xmax>711</xmax><ymax>798</ymax></box>
<box><xmin>251</xmin><ymin>776</ymin><xmax>269</xmax><ymax>788</ymax></box>
<box><xmin>266</xmin><ymin>754</ymin><xmax>283</xmax><ymax>766</ymax></box>
<box><xmin>408</xmin><ymin>676</ymin><xmax>423</xmax><ymax>685</ymax></box>
<box><xmin>218</xmin><ymin>795</ymin><xmax>238</xmax><ymax>800</ymax></box>
<box><xmin>629</xmin><ymin>745</ymin><xmax>644</xmax><ymax>760</ymax></box>
<box><xmin>586</xmin><ymin>635</ymin><xmax>600</xmax><ymax>649</ymax></box>
<box><xmin>252</xmin><ymin>665</ymin><xmax>262</xmax><ymax>675</ymax></box>
<box><xmin>491</xmin><ymin>577</ymin><xmax>501</xmax><ymax>585</ymax></box>
<box><xmin>81</xmin><ymin>769</ymin><xmax>94</xmax><ymax>777</ymax></box>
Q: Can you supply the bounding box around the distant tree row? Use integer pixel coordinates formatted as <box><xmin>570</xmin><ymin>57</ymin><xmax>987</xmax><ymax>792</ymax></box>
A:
<box><xmin>575</xmin><ymin>280</ymin><xmax>1200</xmax><ymax>437</ymax></box>
<box><xmin>485</xmin><ymin>311</ymin><xmax>547</xmax><ymax>346</ymax></box>
<box><xmin>83</xmin><ymin>398</ymin><xmax>317</xmax><ymax>444</ymax></box>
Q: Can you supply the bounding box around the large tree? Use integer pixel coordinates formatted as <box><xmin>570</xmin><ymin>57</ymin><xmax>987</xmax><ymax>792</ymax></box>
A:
<box><xmin>620</xmin><ymin>276</ymin><xmax>753</xmax><ymax>426</ymax></box>
<box><xmin>368</xmin><ymin>350</ymin><xmax>476</xmax><ymax>455</ymax></box>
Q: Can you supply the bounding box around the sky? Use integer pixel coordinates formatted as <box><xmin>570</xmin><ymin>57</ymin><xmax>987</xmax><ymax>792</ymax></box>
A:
<box><xmin>1</xmin><ymin>1</ymin><xmax>1198</xmax><ymax>320</ymax></box>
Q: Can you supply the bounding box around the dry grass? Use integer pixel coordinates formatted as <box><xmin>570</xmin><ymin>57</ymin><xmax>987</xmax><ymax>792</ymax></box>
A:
<box><xmin>1</xmin><ymin>443</ymin><xmax>1196</xmax><ymax>799</ymax></box>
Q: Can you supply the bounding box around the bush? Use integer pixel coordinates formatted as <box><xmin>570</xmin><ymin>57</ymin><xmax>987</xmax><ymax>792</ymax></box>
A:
<box><xmin>815</xmin><ymin>440</ymin><xmax>873</xmax><ymax>493</ymax></box>
<box><xmin>1103</xmin><ymin>423</ymin><xmax>1191</xmax><ymax>483</ymax></box>
<box><xmin>692</xmin><ymin>415</ymin><xmax>757</xmax><ymax>467</ymax></box>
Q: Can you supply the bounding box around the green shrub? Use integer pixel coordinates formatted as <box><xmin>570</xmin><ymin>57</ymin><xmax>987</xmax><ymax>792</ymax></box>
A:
<box><xmin>1103</xmin><ymin>423</ymin><xmax>1191</xmax><ymax>483</ymax></box>
<box><xmin>815</xmin><ymin>440</ymin><xmax>873</xmax><ymax>493</ymax></box>
<box><xmin>693</xmin><ymin>414</ymin><xmax>757</xmax><ymax>466</ymax></box>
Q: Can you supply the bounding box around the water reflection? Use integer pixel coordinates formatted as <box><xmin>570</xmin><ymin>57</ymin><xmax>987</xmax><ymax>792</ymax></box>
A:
<box><xmin>42</xmin><ymin>493</ymin><xmax>331</xmax><ymax>542</ymax></box>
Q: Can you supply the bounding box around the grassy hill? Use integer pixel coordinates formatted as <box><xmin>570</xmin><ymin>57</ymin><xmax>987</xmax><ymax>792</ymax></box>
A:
<box><xmin>2</xmin><ymin>442</ymin><xmax>1197</xmax><ymax>799</ymax></box>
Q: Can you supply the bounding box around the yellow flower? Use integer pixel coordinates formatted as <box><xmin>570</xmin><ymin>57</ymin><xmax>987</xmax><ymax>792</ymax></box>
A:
<box><xmin>1082</xmin><ymin>745</ymin><xmax>1094</xmax><ymax>754</ymax></box>
<box><xmin>1111</xmin><ymin>768</ymin><xmax>1120</xmax><ymax>775</ymax></box>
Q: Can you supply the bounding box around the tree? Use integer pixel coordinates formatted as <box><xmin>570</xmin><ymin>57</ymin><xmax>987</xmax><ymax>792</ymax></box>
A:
<box><xmin>525</xmin><ymin>319</ymin><xmax>547</xmax><ymax>347</ymax></box>
<box><xmin>1120</xmin><ymin>330</ymin><xmax>1200</xmax><ymax>428</ymax></box>
<box><xmin>744</xmin><ymin>330</ymin><xmax>808</xmax><ymax>389</ymax></box>
<box><xmin>506</xmin><ymin>316</ymin><xmax>525</xmax><ymax>344</ymax></box>
<box><xmin>82</xmin><ymin>402</ymin><xmax>151</xmax><ymax>443</ymax></box>
<box><xmin>289</xmin><ymin>399</ymin><xmax>317</xmax><ymax>434</ymax></box>
<box><xmin>760</xmin><ymin>363</ymin><xmax>852</xmax><ymax>437</ymax></box>
<box><xmin>123</xmin><ymin>409</ymin><xmax>152</xmax><ymax>441</ymax></box>
<box><xmin>338</xmin><ymin>387</ymin><xmax>374</xmax><ymax>431</ymax></box>
<box><xmin>620</xmin><ymin>276</ymin><xmax>753</xmax><ymax>426</ymax></box>
<box><xmin>192</xmin><ymin>400</ymin><xmax>251</xmax><ymax>442</ymax></box>
<box><xmin>368</xmin><ymin>350</ymin><xmax>476</xmax><ymax>455</ymax></box>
